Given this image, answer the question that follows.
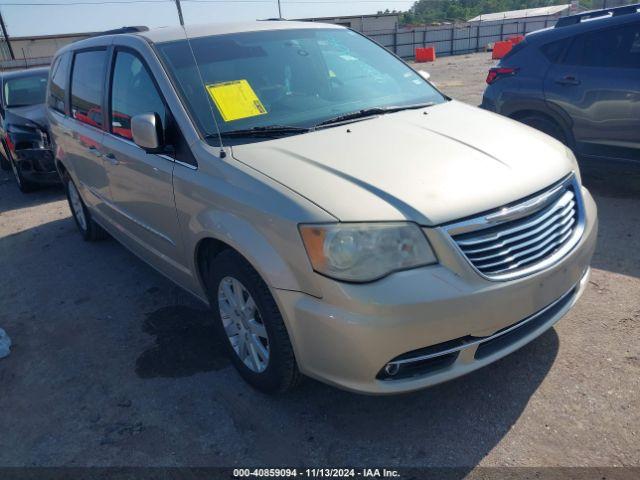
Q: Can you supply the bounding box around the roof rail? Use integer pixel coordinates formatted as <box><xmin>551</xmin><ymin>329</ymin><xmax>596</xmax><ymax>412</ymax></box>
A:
<box><xmin>555</xmin><ymin>3</ymin><xmax>639</xmax><ymax>28</ymax></box>
<box><xmin>91</xmin><ymin>26</ymin><xmax>149</xmax><ymax>37</ymax></box>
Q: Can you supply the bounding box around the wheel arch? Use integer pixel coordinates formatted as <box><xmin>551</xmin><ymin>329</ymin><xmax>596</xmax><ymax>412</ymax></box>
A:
<box><xmin>503</xmin><ymin>100</ymin><xmax>576</xmax><ymax>149</ymax></box>
<box><xmin>191</xmin><ymin>214</ymin><xmax>318</xmax><ymax>302</ymax></box>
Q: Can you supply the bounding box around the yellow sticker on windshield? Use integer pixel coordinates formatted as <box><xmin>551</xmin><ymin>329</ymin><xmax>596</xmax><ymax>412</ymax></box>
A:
<box><xmin>206</xmin><ymin>80</ymin><xmax>267</xmax><ymax>122</ymax></box>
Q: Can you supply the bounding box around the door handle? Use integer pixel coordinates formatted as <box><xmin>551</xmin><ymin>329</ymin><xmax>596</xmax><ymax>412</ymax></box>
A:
<box><xmin>104</xmin><ymin>152</ymin><xmax>119</xmax><ymax>165</ymax></box>
<box><xmin>555</xmin><ymin>76</ymin><xmax>581</xmax><ymax>86</ymax></box>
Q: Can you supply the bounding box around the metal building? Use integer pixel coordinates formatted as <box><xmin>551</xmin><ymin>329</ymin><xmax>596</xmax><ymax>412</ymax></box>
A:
<box><xmin>296</xmin><ymin>13</ymin><xmax>400</xmax><ymax>33</ymax></box>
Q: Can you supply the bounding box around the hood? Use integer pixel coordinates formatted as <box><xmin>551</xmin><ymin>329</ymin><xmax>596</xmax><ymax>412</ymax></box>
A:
<box><xmin>231</xmin><ymin>101</ymin><xmax>576</xmax><ymax>225</ymax></box>
<box><xmin>4</xmin><ymin>104</ymin><xmax>48</xmax><ymax>131</ymax></box>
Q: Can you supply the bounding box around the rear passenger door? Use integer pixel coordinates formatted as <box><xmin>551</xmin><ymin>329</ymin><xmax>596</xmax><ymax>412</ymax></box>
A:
<box><xmin>101</xmin><ymin>48</ymin><xmax>184</xmax><ymax>270</ymax></box>
<box><xmin>544</xmin><ymin>22</ymin><xmax>640</xmax><ymax>161</ymax></box>
<box><xmin>67</xmin><ymin>49</ymin><xmax>112</xmax><ymax>214</ymax></box>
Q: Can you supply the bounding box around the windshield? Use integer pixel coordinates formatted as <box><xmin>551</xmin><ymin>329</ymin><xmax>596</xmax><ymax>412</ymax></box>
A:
<box><xmin>3</xmin><ymin>72</ymin><xmax>48</xmax><ymax>108</ymax></box>
<box><xmin>157</xmin><ymin>28</ymin><xmax>446</xmax><ymax>143</ymax></box>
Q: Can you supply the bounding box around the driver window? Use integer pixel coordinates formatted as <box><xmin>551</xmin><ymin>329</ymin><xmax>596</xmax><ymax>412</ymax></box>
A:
<box><xmin>110</xmin><ymin>51</ymin><xmax>167</xmax><ymax>141</ymax></box>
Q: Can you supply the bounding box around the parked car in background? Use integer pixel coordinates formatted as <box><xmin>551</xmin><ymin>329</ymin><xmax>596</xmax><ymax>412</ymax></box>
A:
<box><xmin>482</xmin><ymin>4</ymin><xmax>640</xmax><ymax>163</ymax></box>
<box><xmin>0</xmin><ymin>67</ymin><xmax>57</xmax><ymax>192</ymax></box>
<box><xmin>48</xmin><ymin>22</ymin><xmax>597</xmax><ymax>395</ymax></box>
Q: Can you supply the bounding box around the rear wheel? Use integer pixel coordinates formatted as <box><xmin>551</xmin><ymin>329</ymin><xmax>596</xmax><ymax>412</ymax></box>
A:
<box><xmin>207</xmin><ymin>250</ymin><xmax>301</xmax><ymax>393</ymax></box>
<box><xmin>517</xmin><ymin>113</ymin><xmax>568</xmax><ymax>145</ymax></box>
<box><xmin>64</xmin><ymin>176</ymin><xmax>108</xmax><ymax>241</ymax></box>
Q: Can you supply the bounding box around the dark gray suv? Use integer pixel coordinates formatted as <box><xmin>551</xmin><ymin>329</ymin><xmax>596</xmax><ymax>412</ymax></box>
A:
<box><xmin>481</xmin><ymin>4</ymin><xmax>640</xmax><ymax>163</ymax></box>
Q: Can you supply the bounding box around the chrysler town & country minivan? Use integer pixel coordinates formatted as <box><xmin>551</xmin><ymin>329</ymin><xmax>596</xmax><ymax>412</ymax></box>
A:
<box><xmin>47</xmin><ymin>22</ymin><xmax>598</xmax><ymax>394</ymax></box>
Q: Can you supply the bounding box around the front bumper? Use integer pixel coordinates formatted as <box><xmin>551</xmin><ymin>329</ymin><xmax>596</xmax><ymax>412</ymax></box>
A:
<box><xmin>274</xmin><ymin>187</ymin><xmax>598</xmax><ymax>394</ymax></box>
<box><xmin>14</xmin><ymin>148</ymin><xmax>60</xmax><ymax>185</ymax></box>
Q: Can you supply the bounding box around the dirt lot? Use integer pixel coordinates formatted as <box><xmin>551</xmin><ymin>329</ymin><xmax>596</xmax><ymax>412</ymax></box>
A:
<box><xmin>0</xmin><ymin>52</ymin><xmax>639</xmax><ymax>470</ymax></box>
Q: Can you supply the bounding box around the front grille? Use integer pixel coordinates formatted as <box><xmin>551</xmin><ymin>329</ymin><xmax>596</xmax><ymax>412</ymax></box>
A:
<box><xmin>448</xmin><ymin>176</ymin><xmax>583</xmax><ymax>280</ymax></box>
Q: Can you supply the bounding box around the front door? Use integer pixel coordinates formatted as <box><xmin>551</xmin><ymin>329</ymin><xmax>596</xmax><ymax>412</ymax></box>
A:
<box><xmin>101</xmin><ymin>49</ymin><xmax>185</xmax><ymax>272</ymax></box>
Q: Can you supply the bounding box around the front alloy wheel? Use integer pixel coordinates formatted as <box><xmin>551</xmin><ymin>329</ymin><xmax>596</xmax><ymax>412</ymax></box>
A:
<box><xmin>208</xmin><ymin>250</ymin><xmax>301</xmax><ymax>393</ymax></box>
<box><xmin>218</xmin><ymin>276</ymin><xmax>270</xmax><ymax>373</ymax></box>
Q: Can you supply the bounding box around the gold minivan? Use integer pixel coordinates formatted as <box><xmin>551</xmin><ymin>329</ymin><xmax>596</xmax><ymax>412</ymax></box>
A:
<box><xmin>47</xmin><ymin>22</ymin><xmax>597</xmax><ymax>394</ymax></box>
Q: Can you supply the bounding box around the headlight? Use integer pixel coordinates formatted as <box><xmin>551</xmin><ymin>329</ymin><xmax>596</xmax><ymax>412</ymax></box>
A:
<box><xmin>7</xmin><ymin>123</ymin><xmax>47</xmax><ymax>149</ymax></box>
<box><xmin>299</xmin><ymin>222</ymin><xmax>437</xmax><ymax>282</ymax></box>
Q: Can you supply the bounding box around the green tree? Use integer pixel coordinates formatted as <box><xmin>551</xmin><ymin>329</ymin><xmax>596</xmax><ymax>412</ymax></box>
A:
<box><xmin>401</xmin><ymin>0</ymin><xmax>597</xmax><ymax>23</ymax></box>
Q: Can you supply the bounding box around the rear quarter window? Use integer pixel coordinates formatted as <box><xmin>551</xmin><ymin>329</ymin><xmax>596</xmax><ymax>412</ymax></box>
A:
<box><xmin>539</xmin><ymin>38</ymin><xmax>571</xmax><ymax>63</ymax></box>
<box><xmin>48</xmin><ymin>52</ymin><xmax>71</xmax><ymax>113</ymax></box>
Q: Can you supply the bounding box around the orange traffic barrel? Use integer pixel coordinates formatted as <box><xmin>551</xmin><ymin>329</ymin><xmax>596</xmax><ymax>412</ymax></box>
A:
<box><xmin>492</xmin><ymin>41</ymin><xmax>513</xmax><ymax>59</ymax></box>
<box><xmin>415</xmin><ymin>47</ymin><xmax>436</xmax><ymax>62</ymax></box>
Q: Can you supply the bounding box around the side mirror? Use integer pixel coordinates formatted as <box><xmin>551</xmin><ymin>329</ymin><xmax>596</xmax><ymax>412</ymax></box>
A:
<box><xmin>131</xmin><ymin>112</ymin><xmax>163</xmax><ymax>153</ymax></box>
<box><xmin>418</xmin><ymin>70</ymin><xmax>431</xmax><ymax>81</ymax></box>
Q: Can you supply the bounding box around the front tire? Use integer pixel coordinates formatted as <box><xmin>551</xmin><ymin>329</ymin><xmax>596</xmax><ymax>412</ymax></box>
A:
<box><xmin>207</xmin><ymin>250</ymin><xmax>301</xmax><ymax>393</ymax></box>
<box><xmin>64</xmin><ymin>176</ymin><xmax>108</xmax><ymax>241</ymax></box>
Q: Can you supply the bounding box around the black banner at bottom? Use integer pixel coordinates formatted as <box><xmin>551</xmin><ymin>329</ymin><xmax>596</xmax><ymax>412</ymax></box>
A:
<box><xmin>0</xmin><ymin>468</ymin><xmax>637</xmax><ymax>480</ymax></box>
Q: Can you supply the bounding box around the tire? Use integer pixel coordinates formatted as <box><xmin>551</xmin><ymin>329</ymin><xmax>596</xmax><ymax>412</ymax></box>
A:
<box><xmin>207</xmin><ymin>249</ymin><xmax>301</xmax><ymax>393</ymax></box>
<box><xmin>64</xmin><ymin>175</ymin><xmax>108</xmax><ymax>242</ymax></box>
<box><xmin>7</xmin><ymin>150</ymin><xmax>37</xmax><ymax>193</ymax></box>
<box><xmin>517</xmin><ymin>113</ymin><xmax>568</xmax><ymax>145</ymax></box>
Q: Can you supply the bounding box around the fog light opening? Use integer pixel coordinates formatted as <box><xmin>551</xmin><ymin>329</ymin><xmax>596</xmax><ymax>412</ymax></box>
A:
<box><xmin>384</xmin><ymin>363</ymin><xmax>400</xmax><ymax>377</ymax></box>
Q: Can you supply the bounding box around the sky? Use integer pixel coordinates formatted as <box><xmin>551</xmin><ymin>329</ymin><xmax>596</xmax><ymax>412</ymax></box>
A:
<box><xmin>1</xmin><ymin>0</ymin><xmax>416</xmax><ymax>37</ymax></box>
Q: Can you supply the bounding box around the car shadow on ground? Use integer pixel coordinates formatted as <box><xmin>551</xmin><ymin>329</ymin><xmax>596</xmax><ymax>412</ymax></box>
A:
<box><xmin>579</xmin><ymin>158</ymin><xmax>640</xmax><ymax>280</ymax></box>
<box><xmin>0</xmin><ymin>170</ymin><xmax>64</xmax><ymax>213</ymax></box>
<box><xmin>135</xmin><ymin>304</ymin><xmax>230</xmax><ymax>378</ymax></box>
<box><xmin>579</xmin><ymin>157</ymin><xmax>640</xmax><ymax>200</ymax></box>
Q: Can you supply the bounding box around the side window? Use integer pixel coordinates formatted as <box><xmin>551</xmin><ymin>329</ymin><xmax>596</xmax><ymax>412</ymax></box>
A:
<box><xmin>564</xmin><ymin>24</ymin><xmax>640</xmax><ymax>68</ymax></box>
<box><xmin>70</xmin><ymin>50</ymin><xmax>107</xmax><ymax>128</ymax></box>
<box><xmin>540</xmin><ymin>38</ymin><xmax>570</xmax><ymax>63</ymax></box>
<box><xmin>48</xmin><ymin>52</ymin><xmax>70</xmax><ymax>113</ymax></box>
<box><xmin>110</xmin><ymin>51</ymin><xmax>166</xmax><ymax>141</ymax></box>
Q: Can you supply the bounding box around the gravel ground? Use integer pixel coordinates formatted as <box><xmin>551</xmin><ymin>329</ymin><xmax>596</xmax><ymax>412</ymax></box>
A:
<box><xmin>0</xmin><ymin>52</ymin><xmax>638</xmax><ymax>470</ymax></box>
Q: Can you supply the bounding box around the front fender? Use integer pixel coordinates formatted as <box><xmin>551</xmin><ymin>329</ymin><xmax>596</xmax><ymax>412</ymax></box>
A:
<box><xmin>174</xmin><ymin>142</ymin><xmax>336</xmax><ymax>301</ymax></box>
<box><xmin>190</xmin><ymin>209</ymin><xmax>320</xmax><ymax>298</ymax></box>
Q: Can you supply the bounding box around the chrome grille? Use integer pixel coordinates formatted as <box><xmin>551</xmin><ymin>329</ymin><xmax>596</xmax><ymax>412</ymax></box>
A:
<box><xmin>446</xmin><ymin>175</ymin><xmax>584</xmax><ymax>280</ymax></box>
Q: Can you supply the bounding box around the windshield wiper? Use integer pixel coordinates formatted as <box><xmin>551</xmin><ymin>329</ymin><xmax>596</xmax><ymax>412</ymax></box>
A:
<box><xmin>214</xmin><ymin>125</ymin><xmax>311</xmax><ymax>138</ymax></box>
<box><xmin>315</xmin><ymin>102</ymin><xmax>435</xmax><ymax>128</ymax></box>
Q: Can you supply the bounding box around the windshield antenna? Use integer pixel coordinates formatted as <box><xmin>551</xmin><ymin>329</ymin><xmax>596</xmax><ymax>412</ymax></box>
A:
<box><xmin>179</xmin><ymin>15</ymin><xmax>226</xmax><ymax>157</ymax></box>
